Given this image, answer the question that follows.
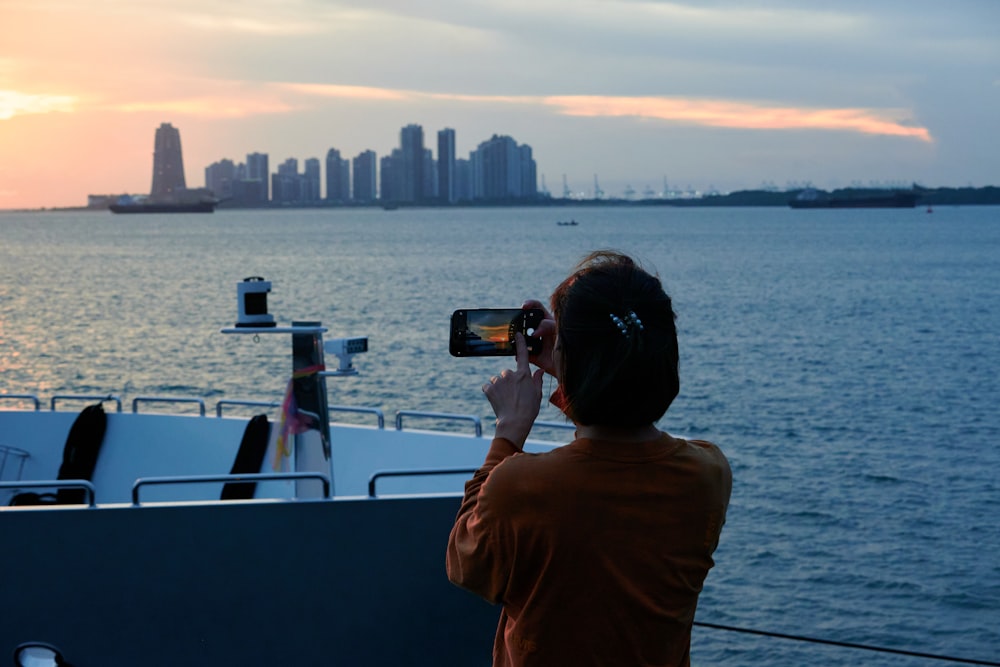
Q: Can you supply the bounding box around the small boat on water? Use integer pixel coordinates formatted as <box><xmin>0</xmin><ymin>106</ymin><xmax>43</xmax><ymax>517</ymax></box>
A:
<box><xmin>789</xmin><ymin>188</ymin><xmax>920</xmax><ymax>209</ymax></box>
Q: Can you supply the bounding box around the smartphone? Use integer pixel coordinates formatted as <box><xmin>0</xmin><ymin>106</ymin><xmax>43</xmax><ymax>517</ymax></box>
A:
<box><xmin>450</xmin><ymin>308</ymin><xmax>545</xmax><ymax>357</ymax></box>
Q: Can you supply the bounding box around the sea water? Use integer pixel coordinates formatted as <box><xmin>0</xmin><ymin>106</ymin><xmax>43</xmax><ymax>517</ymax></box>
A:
<box><xmin>1</xmin><ymin>205</ymin><xmax>998</xmax><ymax>665</ymax></box>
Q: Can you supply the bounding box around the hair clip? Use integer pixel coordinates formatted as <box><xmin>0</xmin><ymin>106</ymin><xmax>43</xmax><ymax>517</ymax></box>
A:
<box><xmin>609</xmin><ymin>313</ymin><xmax>628</xmax><ymax>337</ymax></box>
<box><xmin>610</xmin><ymin>311</ymin><xmax>644</xmax><ymax>338</ymax></box>
<box><xmin>625</xmin><ymin>311</ymin><xmax>644</xmax><ymax>331</ymax></box>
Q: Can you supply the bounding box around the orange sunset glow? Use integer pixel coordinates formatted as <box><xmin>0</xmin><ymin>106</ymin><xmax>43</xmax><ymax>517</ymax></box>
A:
<box><xmin>543</xmin><ymin>97</ymin><xmax>933</xmax><ymax>142</ymax></box>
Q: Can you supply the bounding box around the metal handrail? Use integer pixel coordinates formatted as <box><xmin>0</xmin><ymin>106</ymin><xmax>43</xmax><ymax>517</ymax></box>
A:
<box><xmin>132</xmin><ymin>396</ymin><xmax>206</xmax><ymax>416</ymax></box>
<box><xmin>0</xmin><ymin>479</ymin><xmax>97</xmax><ymax>507</ymax></box>
<box><xmin>368</xmin><ymin>468</ymin><xmax>478</xmax><ymax>498</ymax></box>
<box><xmin>131</xmin><ymin>472</ymin><xmax>331</xmax><ymax>505</ymax></box>
<box><xmin>215</xmin><ymin>399</ymin><xmax>281</xmax><ymax>417</ymax></box>
<box><xmin>395</xmin><ymin>410</ymin><xmax>483</xmax><ymax>437</ymax></box>
<box><xmin>0</xmin><ymin>394</ymin><xmax>41</xmax><ymax>411</ymax></box>
<box><xmin>50</xmin><ymin>394</ymin><xmax>122</xmax><ymax>412</ymax></box>
<box><xmin>0</xmin><ymin>445</ymin><xmax>30</xmax><ymax>482</ymax></box>
<box><xmin>330</xmin><ymin>405</ymin><xmax>385</xmax><ymax>429</ymax></box>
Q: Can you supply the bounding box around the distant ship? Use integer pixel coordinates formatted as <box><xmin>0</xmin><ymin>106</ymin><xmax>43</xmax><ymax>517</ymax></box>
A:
<box><xmin>109</xmin><ymin>195</ymin><xmax>217</xmax><ymax>214</ymax></box>
<box><xmin>109</xmin><ymin>124</ymin><xmax>217</xmax><ymax>214</ymax></box>
<box><xmin>789</xmin><ymin>188</ymin><xmax>920</xmax><ymax>209</ymax></box>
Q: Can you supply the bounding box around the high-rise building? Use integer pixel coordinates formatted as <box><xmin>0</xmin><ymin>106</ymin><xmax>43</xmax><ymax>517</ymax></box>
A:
<box><xmin>246</xmin><ymin>152</ymin><xmax>269</xmax><ymax>202</ymax></box>
<box><xmin>353</xmin><ymin>150</ymin><xmax>377</xmax><ymax>203</ymax></box>
<box><xmin>470</xmin><ymin>135</ymin><xmax>538</xmax><ymax>200</ymax></box>
<box><xmin>150</xmin><ymin>122</ymin><xmax>186</xmax><ymax>200</ymax></box>
<box><xmin>423</xmin><ymin>148</ymin><xmax>436</xmax><ymax>200</ymax></box>
<box><xmin>326</xmin><ymin>148</ymin><xmax>350</xmax><ymax>203</ymax></box>
<box><xmin>205</xmin><ymin>159</ymin><xmax>235</xmax><ymax>199</ymax></box>
<box><xmin>519</xmin><ymin>145</ymin><xmax>537</xmax><ymax>198</ymax></box>
<box><xmin>272</xmin><ymin>158</ymin><xmax>300</xmax><ymax>204</ymax></box>
<box><xmin>303</xmin><ymin>158</ymin><xmax>321</xmax><ymax>202</ymax></box>
<box><xmin>380</xmin><ymin>153</ymin><xmax>397</xmax><ymax>203</ymax></box>
<box><xmin>438</xmin><ymin>128</ymin><xmax>456</xmax><ymax>204</ymax></box>
<box><xmin>398</xmin><ymin>124</ymin><xmax>424</xmax><ymax>203</ymax></box>
<box><xmin>455</xmin><ymin>158</ymin><xmax>473</xmax><ymax>202</ymax></box>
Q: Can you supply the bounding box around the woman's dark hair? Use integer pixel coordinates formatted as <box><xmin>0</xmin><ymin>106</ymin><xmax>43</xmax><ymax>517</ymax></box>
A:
<box><xmin>551</xmin><ymin>250</ymin><xmax>679</xmax><ymax>427</ymax></box>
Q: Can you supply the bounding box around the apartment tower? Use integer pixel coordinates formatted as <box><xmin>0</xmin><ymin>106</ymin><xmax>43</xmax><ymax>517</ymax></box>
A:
<box><xmin>438</xmin><ymin>128</ymin><xmax>456</xmax><ymax>204</ymax></box>
<box><xmin>150</xmin><ymin>122</ymin><xmax>186</xmax><ymax>200</ymax></box>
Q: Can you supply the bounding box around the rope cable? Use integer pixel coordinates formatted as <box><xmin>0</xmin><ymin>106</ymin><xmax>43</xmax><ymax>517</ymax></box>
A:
<box><xmin>694</xmin><ymin>621</ymin><xmax>1000</xmax><ymax>666</ymax></box>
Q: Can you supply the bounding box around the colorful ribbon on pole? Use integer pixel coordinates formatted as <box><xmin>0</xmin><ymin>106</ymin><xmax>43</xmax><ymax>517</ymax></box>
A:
<box><xmin>272</xmin><ymin>364</ymin><xmax>325</xmax><ymax>471</ymax></box>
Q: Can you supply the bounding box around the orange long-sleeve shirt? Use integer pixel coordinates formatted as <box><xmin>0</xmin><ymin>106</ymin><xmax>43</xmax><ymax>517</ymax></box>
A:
<box><xmin>447</xmin><ymin>433</ymin><xmax>731</xmax><ymax>667</ymax></box>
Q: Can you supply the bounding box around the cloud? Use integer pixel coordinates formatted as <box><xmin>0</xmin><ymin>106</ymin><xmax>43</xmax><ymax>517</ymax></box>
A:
<box><xmin>0</xmin><ymin>90</ymin><xmax>76</xmax><ymax>120</ymax></box>
<box><xmin>0</xmin><ymin>76</ymin><xmax>933</xmax><ymax>144</ymax></box>
<box><xmin>543</xmin><ymin>96</ymin><xmax>933</xmax><ymax>142</ymax></box>
<box><xmin>424</xmin><ymin>92</ymin><xmax>541</xmax><ymax>105</ymax></box>
<box><xmin>278</xmin><ymin>84</ymin><xmax>531</xmax><ymax>106</ymax></box>
<box><xmin>282</xmin><ymin>82</ymin><xmax>933</xmax><ymax>142</ymax></box>
<box><xmin>278</xmin><ymin>83</ymin><xmax>410</xmax><ymax>102</ymax></box>
<box><xmin>177</xmin><ymin>12</ymin><xmax>325</xmax><ymax>36</ymax></box>
<box><xmin>106</xmin><ymin>96</ymin><xmax>295</xmax><ymax>118</ymax></box>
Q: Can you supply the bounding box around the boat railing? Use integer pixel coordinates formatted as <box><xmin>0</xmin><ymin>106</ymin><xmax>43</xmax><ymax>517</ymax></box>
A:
<box><xmin>131</xmin><ymin>472</ymin><xmax>331</xmax><ymax>505</ymax></box>
<box><xmin>0</xmin><ymin>394</ymin><xmax>41</xmax><ymax>411</ymax></box>
<box><xmin>395</xmin><ymin>410</ymin><xmax>483</xmax><ymax>437</ymax></box>
<box><xmin>0</xmin><ymin>479</ymin><xmax>97</xmax><ymax>507</ymax></box>
<box><xmin>4</xmin><ymin>392</ymin><xmax>563</xmax><ymax>442</ymax></box>
<box><xmin>367</xmin><ymin>468</ymin><xmax>478</xmax><ymax>498</ymax></box>
<box><xmin>215</xmin><ymin>399</ymin><xmax>282</xmax><ymax>417</ymax></box>
<box><xmin>132</xmin><ymin>396</ymin><xmax>206</xmax><ymax>416</ymax></box>
<box><xmin>0</xmin><ymin>446</ymin><xmax>30</xmax><ymax>482</ymax></box>
<box><xmin>50</xmin><ymin>394</ymin><xmax>123</xmax><ymax>412</ymax></box>
<box><xmin>330</xmin><ymin>405</ymin><xmax>386</xmax><ymax>429</ymax></box>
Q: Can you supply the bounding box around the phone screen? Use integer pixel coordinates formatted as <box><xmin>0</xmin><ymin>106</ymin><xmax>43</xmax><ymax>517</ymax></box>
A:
<box><xmin>450</xmin><ymin>308</ymin><xmax>544</xmax><ymax>357</ymax></box>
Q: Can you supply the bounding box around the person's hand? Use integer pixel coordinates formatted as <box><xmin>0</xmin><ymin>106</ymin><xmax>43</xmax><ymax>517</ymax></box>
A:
<box><xmin>523</xmin><ymin>299</ymin><xmax>558</xmax><ymax>378</ymax></box>
<box><xmin>483</xmin><ymin>333</ymin><xmax>545</xmax><ymax>448</ymax></box>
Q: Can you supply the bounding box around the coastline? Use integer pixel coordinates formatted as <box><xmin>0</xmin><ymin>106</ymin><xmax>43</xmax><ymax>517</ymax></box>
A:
<box><xmin>5</xmin><ymin>184</ymin><xmax>999</xmax><ymax>214</ymax></box>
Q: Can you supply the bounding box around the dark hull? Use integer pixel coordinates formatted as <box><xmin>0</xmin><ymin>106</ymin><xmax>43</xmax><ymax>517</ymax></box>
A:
<box><xmin>1</xmin><ymin>496</ymin><xmax>498</xmax><ymax>666</ymax></box>
<box><xmin>110</xmin><ymin>201</ymin><xmax>216</xmax><ymax>214</ymax></box>
<box><xmin>789</xmin><ymin>193</ymin><xmax>919</xmax><ymax>209</ymax></box>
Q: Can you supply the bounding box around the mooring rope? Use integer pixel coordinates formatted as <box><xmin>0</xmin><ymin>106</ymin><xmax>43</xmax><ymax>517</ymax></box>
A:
<box><xmin>694</xmin><ymin>621</ymin><xmax>1000</xmax><ymax>666</ymax></box>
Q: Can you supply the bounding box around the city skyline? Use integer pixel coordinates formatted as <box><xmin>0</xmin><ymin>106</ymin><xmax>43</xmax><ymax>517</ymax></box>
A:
<box><xmin>204</xmin><ymin>122</ymin><xmax>538</xmax><ymax>205</ymax></box>
<box><xmin>2</xmin><ymin>1</ymin><xmax>998</xmax><ymax>209</ymax></box>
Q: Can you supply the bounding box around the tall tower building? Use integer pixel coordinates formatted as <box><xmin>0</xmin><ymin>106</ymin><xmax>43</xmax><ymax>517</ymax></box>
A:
<box><xmin>246</xmin><ymin>152</ymin><xmax>270</xmax><ymax>202</ymax></box>
<box><xmin>272</xmin><ymin>158</ymin><xmax>300</xmax><ymax>203</ymax></box>
<box><xmin>380</xmin><ymin>154</ymin><xmax>396</xmax><ymax>202</ymax></box>
<box><xmin>437</xmin><ymin>128</ymin><xmax>456</xmax><ymax>204</ymax></box>
<box><xmin>326</xmin><ymin>148</ymin><xmax>350</xmax><ymax>203</ymax></box>
<box><xmin>205</xmin><ymin>159</ymin><xmax>235</xmax><ymax>199</ymax></box>
<box><xmin>352</xmin><ymin>150</ymin><xmax>377</xmax><ymax>203</ymax></box>
<box><xmin>150</xmin><ymin>123</ymin><xmax>187</xmax><ymax>200</ymax></box>
<box><xmin>423</xmin><ymin>148</ymin><xmax>436</xmax><ymax>200</ymax></box>
<box><xmin>399</xmin><ymin>124</ymin><xmax>424</xmax><ymax>203</ymax></box>
<box><xmin>519</xmin><ymin>144</ymin><xmax>538</xmax><ymax>198</ymax></box>
<box><xmin>303</xmin><ymin>158</ymin><xmax>321</xmax><ymax>202</ymax></box>
<box><xmin>470</xmin><ymin>134</ymin><xmax>538</xmax><ymax>200</ymax></box>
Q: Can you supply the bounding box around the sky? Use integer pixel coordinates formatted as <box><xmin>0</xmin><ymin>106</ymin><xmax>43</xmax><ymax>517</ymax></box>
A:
<box><xmin>1</xmin><ymin>0</ymin><xmax>998</xmax><ymax>209</ymax></box>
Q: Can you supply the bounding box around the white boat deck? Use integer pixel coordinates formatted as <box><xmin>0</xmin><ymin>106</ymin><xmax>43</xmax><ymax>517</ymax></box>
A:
<box><xmin>0</xmin><ymin>398</ymin><xmax>567</xmax><ymax>507</ymax></box>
